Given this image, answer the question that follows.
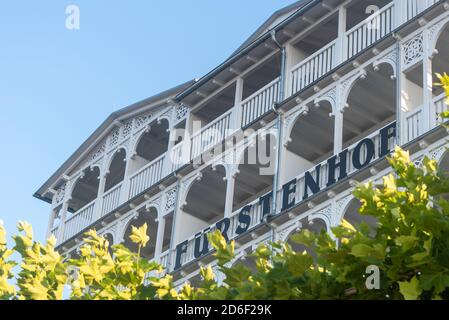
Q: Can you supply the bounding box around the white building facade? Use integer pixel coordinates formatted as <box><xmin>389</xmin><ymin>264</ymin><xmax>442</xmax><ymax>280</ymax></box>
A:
<box><xmin>35</xmin><ymin>0</ymin><xmax>449</xmax><ymax>286</ymax></box>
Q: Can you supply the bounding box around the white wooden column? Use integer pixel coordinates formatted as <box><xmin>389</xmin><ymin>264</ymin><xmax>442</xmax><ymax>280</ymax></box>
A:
<box><xmin>285</xmin><ymin>43</ymin><xmax>299</xmax><ymax>97</ymax></box>
<box><xmin>422</xmin><ymin>27</ymin><xmax>433</xmax><ymax>132</ymax></box>
<box><xmin>46</xmin><ymin>208</ymin><xmax>57</xmax><ymax>239</ymax></box>
<box><xmin>224</xmin><ymin>166</ymin><xmax>236</xmax><ymax>217</ymax></box>
<box><xmin>57</xmin><ymin>199</ymin><xmax>70</xmax><ymax>243</ymax></box>
<box><xmin>334</xmin><ymin>83</ymin><xmax>344</xmax><ymax>154</ymax></box>
<box><xmin>394</xmin><ymin>42</ymin><xmax>404</xmax><ymax>146</ymax></box>
<box><xmin>234</xmin><ymin>77</ymin><xmax>244</xmax><ymax>129</ymax></box>
<box><xmin>336</xmin><ymin>5</ymin><xmax>347</xmax><ymax>64</ymax></box>
<box><xmin>333</xmin><ymin>110</ymin><xmax>344</xmax><ymax>154</ymax></box>
<box><xmin>120</xmin><ymin>154</ymin><xmax>133</xmax><ymax>203</ymax></box>
<box><xmin>163</xmin><ymin>126</ymin><xmax>177</xmax><ymax>176</ymax></box>
<box><xmin>95</xmin><ymin>171</ymin><xmax>107</xmax><ymax>220</ymax></box>
<box><xmin>155</xmin><ymin>214</ymin><xmax>166</xmax><ymax>259</ymax></box>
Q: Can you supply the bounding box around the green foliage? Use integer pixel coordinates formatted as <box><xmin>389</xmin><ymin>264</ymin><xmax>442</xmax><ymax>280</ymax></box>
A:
<box><xmin>436</xmin><ymin>73</ymin><xmax>449</xmax><ymax>106</ymax></box>
<box><xmin>2</xmin><ymin>148</ymin><xmax>449</xmax><ymax>300</ymax></box>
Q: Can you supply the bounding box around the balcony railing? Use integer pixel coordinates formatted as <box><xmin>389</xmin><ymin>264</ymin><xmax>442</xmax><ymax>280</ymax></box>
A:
<box><xmin>404</xmin><ymin>106</ymin><xmax>424</xmax><ymax>143</ymax></box>
<box><xmin>62</xmin><ymin>200</ymin><xmax>96</xmax><ymax>242</ymax></box>
<box><xmin>191</xmin><ymin>108</ymin><xmax>234</xmax><ymax>159</ymax></box>
<box><xmin>101</xmin><ymin>182</ymin><xmax>123</xmax><ymax>217</ymax></box>
<box><xmin>289</xmin><ymin>0</ymin><xmax>441</xmax><ymax>94</ymax></box>
<box><xmin>345</xmin><ymin>2</ymin><xmax>394</xmax><ymax>59</ymax></box>
<box><xmin>291</xmin><ymin>41</ymin><xmax>336</xmax><ymax>95</ymax></box>
<box><xmin>159</xmin><ymin>250</ymin><xmax>170</xmax><ymax>270</ymax></box>
<box><xmin>241</xmin><ymin>77</ymin><xmax>280</xmax><ymax>127</ymax></box>
<box><xmin>170</xmin><ymin>142</ymin><xmax>189</xmax><ymax>172</ymax></box>
<box><xmin>403</xmin><ymin>0</ymin><xmax>440</xmax><ymax>21</ymax></box>
<box><xmin>128</xmin><ymin>153</ymin><xmax>166</xmax><ymax>199</ymax></box>
<box><xmin>433</xmin><ymin>92</ymin><xmax>448</xmax><ymax>125</ymax></box>
<box><xmin>50</xmin><ymin>225</ymin><xmax>59</xmax><ymax>243</ymax></box>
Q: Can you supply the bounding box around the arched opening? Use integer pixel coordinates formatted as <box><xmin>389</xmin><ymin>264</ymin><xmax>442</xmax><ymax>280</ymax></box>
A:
<box><xmin>232</xmin><ymin>253</ymin><xmax>258</xmax><ymax>274</ymax></box>
<box><xmin>123</xmin><ymin>208</ymin><xmax>159</xmax><ymax>260</ymax></box>
<box><xmin>437</xmin><ymin>151</ymin><xmax>449</xmax><ymax>201</ymax></box>
<box><xmin>175</xmin><ymin>165</ymin><xmax>227</xmax><ymax>243</ymax></box>
<box><xmin>105</xmin><ymin>149</ymin><xmax>126</xmax><ymax>192</ymax></box>
<box><xmin>233</xmin><ymin>133</ymin><xmax>276</xmax><ymax>211</ymax></box>
<box><xmin>283</xmin><ymin>102</ymin><xmax>334</xmax><ymax>184</ymax></box>
<box><xmin>433</xmin><ymin>23</ymin><xmax>449</xmax><ymax>97</ymax></box>
<box><xmin>432</xmin><ymin>22</ymin><xmax>449</xmax><ymax>122</ymax></box>
<box><xmin>343</xmin><ymin>65</ymin><xmax>396</xmax><ymax>149</ymax></box>
<box><xmin>103</xmin><ymin>233</ymin><xmax>114</xmax><ymax>256</ymax></box>
<box><xmin>129</xmin><ymin>119</ymin><xmax>170</xmax><ymax>175</ymax></box>
<box><xmin>341</xmin><ymin>198</ymin><xmax>377</xmax><ymax>237</ymax></box>
<box><xmin>187</xmin><ymin>273</ymin><xmax>203</xmax><ymax>288</ymax></box>
<box><xmin>68</xmin><ymin>167</ymin><xmax>100</xmax><ymax>213</ymax></box>
<box><xmin>69</xmin><ymin>248</ymin><xmax>81</xmax><ymax>260</ymax></box>
<box><xmin>439</xmin><ymin>151</ymin><xmax>449</xmax><ymax>178</ymax></box>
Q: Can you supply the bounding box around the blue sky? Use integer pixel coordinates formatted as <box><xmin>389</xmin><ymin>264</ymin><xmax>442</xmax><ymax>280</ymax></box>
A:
<box><xmin>0</xmin><ymin>0</ymin><xmax>296</xmax><ymax>244</ymax></box>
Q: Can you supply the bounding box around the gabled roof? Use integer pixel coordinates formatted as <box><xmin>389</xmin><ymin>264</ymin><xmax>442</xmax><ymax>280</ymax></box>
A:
<box><xmin>34</xmin><ymin>80</ymin><xmax>196</xmax><ymax>203</ymax></box>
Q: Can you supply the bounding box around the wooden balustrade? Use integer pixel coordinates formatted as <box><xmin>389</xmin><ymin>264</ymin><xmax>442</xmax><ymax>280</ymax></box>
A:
<box><xmin>128</xmin><ymin>154</ymin><xmax>166</xmax><ymax>199</ymax></box>
<box><xmin>241</xmin><ymin>78</ymin><xmax>280</xmax><ymax>127</ymax></box>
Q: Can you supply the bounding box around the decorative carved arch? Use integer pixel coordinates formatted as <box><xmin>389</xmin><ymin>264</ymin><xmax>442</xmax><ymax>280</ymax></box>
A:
<box><xmin>118</xmin><ymin>211</ymin><xmax>140</xmax><ymax>243</ymax></box>
<box><xmin>372</xmin><ymin>50</ymin><xmax>397</xmax><ymax>79</ymax></box>
<box><xmin>437</xmin><ymin>147</ymin><xmax>449</xmax><ymax>167</ymax></box>
<box><xmin>68</xmin><ymin>165</ymin><xmax>101</xmax><ymax>199</ymax></box>
<box><xmin>105</xmin><ymin>147</ymin><xmax>128</xmax><ymax>173</ymax></box>
<box><xmin>131</xmin><ymin>117</ymin><xmax>170</xmax><ymax>156</ymax></box>
<box><xmin>313</xmin><ymin>87</ymin><xmax>337</xmax><ymax>115</ymax></box>
<box><xmin>146</xmin><ymin>202</ymin><xmax>162</xmax><ymax>219</ymax></box>
<box><xmin>276</xmin><ymin>220</ymin><xmax>302</xmax><ymax>243</ymax></box>
<box><xmin>100</xmin><ymin>231</ymin><xmax>115</xmax><ymax>246</ymax></box>
<box><xmin>333</xmin><ymin>194</ymin><xmax>356</xmax><ymax>227</ymax></box>
<box><xmin>157</xmin><ymin>113</ymin><xmax>172</xmax><ymax>128</ymax></box>
<box><xmin>307</xmin><ymin>214</ymin><xmax>331</xmax><ymax>234</ymax></box>
<box><xmin>430</xmin><ymin>146</ymin><xmax>448</xmax><ymax>165</ymax></box>
<box><xmin>429</xmin><ymin>16</ymin><xmax>449</xmax><ymax>59</ymax></box>
<box><xmin>341</xmin><ymin>69</ymin><xmax>368</xmax><ymax>108</ymax></box>
<box><xmin>178</xmin><ymin>163</ymin><xmax>227</xmax><ymax>210</ymax></box>
<box><xmin>230</xmin><ymin>249</ymin><xmax>250</xmax><ymax>268</ymax></box>
<box><xmin>283</xmin><ymin>105</ymin><xmax>312</xmax><ymax>147</ymax></box>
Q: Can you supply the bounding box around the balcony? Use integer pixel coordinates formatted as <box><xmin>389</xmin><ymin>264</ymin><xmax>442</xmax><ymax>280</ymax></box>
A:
<box><xmin>345</xmin><ymin>2</ymin><xmax>394</xmax><ymax>59</ymax></box>
<box><xmin>61</xmin><ymin>199</ymin><xmax>96</xmax><ymax>243</ymax></box>
<box><xmin>290</xmin><ymin>41</ymin><xmax>336</xmax><ymax>95</ymax></box>
<box><xmin>241</xmin><ymin>77</ymin><xmax>280</xmax><ymax>127</ymax></box>
<box><xmin>191</xmin><ymin>108</ymin><xmax>235</xmax><ymax>160</ymax></box>
<box><xmin>101</xmin><ymin>182</ymin><xmax>123</xmax><ymax>217</ymax></box>
<box><xmin>128</xmin><ymin>153</ymin><xmax>166</xmax><ymax>198</ymax></box>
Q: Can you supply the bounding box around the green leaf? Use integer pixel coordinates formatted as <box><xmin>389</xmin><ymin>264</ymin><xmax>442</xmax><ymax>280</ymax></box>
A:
<box><xmin>287</xmin><ymin>253</ymin><xmax>313</xmax><ymax>277</ymax></box>
<box><xmin>350</xmin><ymin>244</ymin><xmax>373</xmax><ymax>258</ymax></box>
<box><xmin>395</xmin><ymin>236</ymin><xmax>419</xmax><ymax>252</ymax></box>
<box><xmin>399</xmin><ymin>276</ymin><xmax>422</xmax><ymax>300</ymax></box>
